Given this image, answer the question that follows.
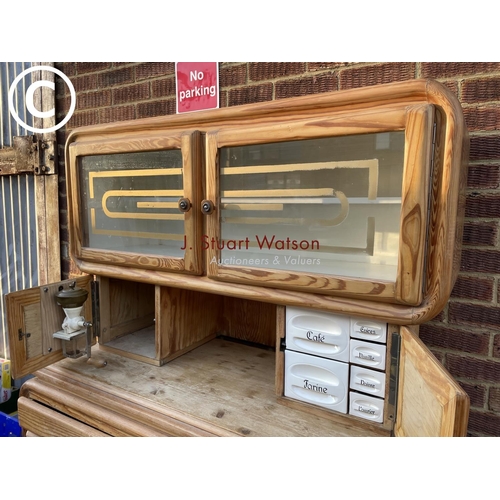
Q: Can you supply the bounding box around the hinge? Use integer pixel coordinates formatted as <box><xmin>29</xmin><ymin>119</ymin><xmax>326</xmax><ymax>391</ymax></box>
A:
<box><xmin>388</xmin><ymin>331</ymin><xmax>401</xmax><ymax>435</ymax></box>
<box><xmin>421</xmin><ymin>120</ymin><xmax>438</xmax><ymax>297</ymax></box>
<box><xmin>35</xmin><ymin>138</ymin><xmax>57</xmax><ymax>175</ymax></box>
<box><xmin>91</xmin><ymin>279</ymin><xmax>100</xmax><ymax>339</ymax></box>
<box><xmin>0</xmin><ymin>136</ymin><xmax>56</xmax><ymax>176</ymax></box>
<box><xmin>18</xmin><ymin>328</ymin><xmax>31</xmax><ymax>341</ymax></box>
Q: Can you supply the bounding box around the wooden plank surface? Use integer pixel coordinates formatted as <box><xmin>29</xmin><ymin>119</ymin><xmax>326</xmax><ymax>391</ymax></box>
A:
<box><xmin>34</xmin><ymin>339</ymin><xmax>385</xmax><ymax>437</ymax></box>
<box><xmin>18</xmin><ymin>397</ymin><xmax>109</xmax><ymax>437</ymax></box>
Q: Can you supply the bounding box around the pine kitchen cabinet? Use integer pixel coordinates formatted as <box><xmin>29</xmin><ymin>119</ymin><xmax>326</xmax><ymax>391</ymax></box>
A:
<box><xmin>7</xmin><ymin>79</ymin><xmax>470</xmax><ymax>437</ymax></box>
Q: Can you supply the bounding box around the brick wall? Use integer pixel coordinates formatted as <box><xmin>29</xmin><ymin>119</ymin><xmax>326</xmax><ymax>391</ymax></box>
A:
<box><xmin>54</xmin><ymin>62</ymin><xmax>500</xmax><ymax>436</ymax></box>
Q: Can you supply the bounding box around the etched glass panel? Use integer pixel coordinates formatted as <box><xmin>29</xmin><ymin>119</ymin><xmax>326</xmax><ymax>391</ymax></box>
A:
<box><xmin>219</xmin><ymin>132</ymin><xmax>405</xmax><ymax>281</ymax></box>
<box><xmin>79</xmin><ymin>150</ymin><xmax>184</xmax><ymax>257</ymax></box>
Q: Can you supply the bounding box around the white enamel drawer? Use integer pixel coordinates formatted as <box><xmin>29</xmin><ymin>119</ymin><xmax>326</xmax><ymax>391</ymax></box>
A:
<box><xmin>350</xmin><ymin>317</ymin><xmax>387</xmax><ymax>344</ymax></box>
<box><xmin>350</xmin><ymin>365</ymin><xmax>386</xmax><ymax>398</ymax></box>
<box><xmin>285</xmin><ymin>306</ymin><xmax>350</xmax><ymax>362</ymax></box>
<box><xmin>350</xmin><ymin>339</ymin><xmax>386</xmax><ymax>370</ymax></box>
<box><xmin>349</xmin><ymin>392</ymin><xmax>385</xmax><ymax>423</ymax></box>
<box><xmin>284</xmin><ymin>350</ymin><xmax>349</xmax><ymax>414</ymax></box>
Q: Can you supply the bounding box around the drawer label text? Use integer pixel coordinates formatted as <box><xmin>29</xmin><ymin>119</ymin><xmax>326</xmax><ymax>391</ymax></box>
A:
<box><xmin>358</xmin><ymin>405</ymin><xmax>376</xmax><ymax>415</ymax></box>
<box><xmin>303</xmin><ymin>379</ymin><xmax>328</xmax><ymax>393</ymax></box>
<box><xmin>306</xmin><ymin>330</ymin><xmax>325</xmax><ymax>343</ymax></box>
<box><xmin>360</xmin><ymin>379</ymin><xmax>376</xmax><ymax>388</ymax></box>
<box><xmin>357</xmin><ymin>352</ymin><xmax>375</xmax><ymax>361</ymax></box>
<box><xmin>359</xmin><ymin>326</ymin><xmax>377</xmax><ymax>335</ymax></box>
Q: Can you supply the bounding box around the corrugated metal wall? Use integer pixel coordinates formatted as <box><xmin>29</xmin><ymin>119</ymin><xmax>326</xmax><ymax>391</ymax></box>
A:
<box><xmin>0</xmin><ymin>62</ymin><xmax>39</xmax><ymax>359</ymax></box>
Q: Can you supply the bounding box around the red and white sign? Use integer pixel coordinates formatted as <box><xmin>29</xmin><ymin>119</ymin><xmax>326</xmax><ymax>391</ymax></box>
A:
<box><xmin>176</xmin><ymin>62</ymin><xmax>219</xmax><ymax>114</ymax></box>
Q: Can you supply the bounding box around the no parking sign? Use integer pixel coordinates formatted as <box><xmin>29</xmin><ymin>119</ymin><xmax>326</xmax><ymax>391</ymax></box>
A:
<box><xmin>176</xmin><ymin>62</ymin><xmax>219</xmax><ymax>114</ymax></box>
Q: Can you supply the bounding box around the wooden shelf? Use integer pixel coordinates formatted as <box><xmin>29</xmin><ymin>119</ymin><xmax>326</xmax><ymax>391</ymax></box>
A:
<box><xmin>27</xmin><ymin>338</ymin><xmax>388</xmax><ymax>437</ymax></box>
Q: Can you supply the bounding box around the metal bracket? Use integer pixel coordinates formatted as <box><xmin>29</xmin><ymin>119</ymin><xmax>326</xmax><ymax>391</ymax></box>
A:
<box><xmin>34</xmin><ymin>138</ymin><xmax>57</xmax><ymax>175</ymax></box>
<box><xmin>91</xmin><ymin>279</ymin><xmax>100</xmax><ymax>339</ymax></box>
<box><xmin>388</xmin><ymin>331</ymin><xmax>401</xmax><ymax>434</ymax></box>
<box><xmin>0</xmin><ymin>136</ymin><xmax>56</xmax><ymax>176</ymax></box>
<box><xmin>18</xmin><ymin>328</ymin><xmax>31</xmax><ymax>341</ymax></box>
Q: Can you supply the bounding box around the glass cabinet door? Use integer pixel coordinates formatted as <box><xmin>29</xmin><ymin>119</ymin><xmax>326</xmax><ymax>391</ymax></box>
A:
<box><xmin>205</xmin><ymin>105</ymin><xmax>435</xmax><ymax>305</ymax></box>
<box><xmin>68</xmin><ymin>131</ymin><xmax>202</xmax><ymax>275</ymax></box>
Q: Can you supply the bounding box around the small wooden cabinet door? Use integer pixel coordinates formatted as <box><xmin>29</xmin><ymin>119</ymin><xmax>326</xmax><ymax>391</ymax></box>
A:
<box><xmin>68</xmin><ymin>131</ymin><xmax>204</xmax><ymax>275</ymax></box>
<box><xmin>395</xmin><ymin>326</ymin><xmax>469</xmax><ymax>437</ymax></box>
<box><xmin>204</xmin><ymin>104</ymin><xmax>434</xmax><ymax>306</ymax></box>
<box><xmin>5</xmin><ymin>276</ymin><xmax>93</xmax><ymax>379</ymax></box>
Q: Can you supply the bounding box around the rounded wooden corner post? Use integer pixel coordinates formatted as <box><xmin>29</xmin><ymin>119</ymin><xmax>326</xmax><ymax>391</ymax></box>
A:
<box><xmin>408</xmin><ymin>80</ymin><xmax>468</xmax><ymax>323</ymax></box>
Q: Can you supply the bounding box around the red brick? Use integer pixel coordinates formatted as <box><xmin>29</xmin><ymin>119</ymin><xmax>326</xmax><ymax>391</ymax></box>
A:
<box><xmin>429</xmin><ymin>349</ymin><xmax>445</xmax><ymax>363</ymax></box>
<box><xmin>220</xmin><ymin>64</ymin><xmax>247</xmax><ymax>87</ymax></box>
<box><xmin>460</xmin><ymin>249</ymin><xmax>500</xmax><ymax>273</ymax></box>
<box><xmin>136</xmin><ymin>62</ymin><xmax>175</xmax><ymax>80</ymax></box>
<box><xmin>151</xmin><ymin>78</ymin><xmax>176</xmax><ymax>98</ymax></box>
<box><xmin>71</xmin><ymin>74</ymin><xmax>98</xmax><ymax>93</ymax></box>
<box><xmin>228</xmin><ymin>83</ymin><xmax>273</xmax><ymax>106</ymax></box>
<box><xmin>494</xmin><ymin>334</ymin><xmax>500</xmax><ymax>358</ymax></box>
<box><xmin>462</xmin><ymin>221</ymin><xmax>498</xmax><ymax>247</ymax></box>
<box><xmin>447</xmin><ymin>353</ymin><xmax>500</xmax><ymax>383</ymax></box>
<box><xmin>55</xmin><ymin>62</ymin><xmax>76</xmax><ymax>77</ymax></box>
<box><xmin>464</xmin><ymin>105</ymin><xmax>500</xmax><ymax>131</ymax></box>
<box><xmin>275</xmin><ymin>74</ymin><xmax>337</xmax><ymax>99</ymax></box>
<box><xmin>99</xmin><ymin>105</ymin><xmax>136</xmax><ymax>124</ymax></box>
<box><xmin>308</xmin><ymin>63</ymin><xmax>350</xmax><ymax>72</ymax></box>
<box><xmin>97</xmin><ymin>67</ymin><xmax>134</xmax><ymax>88</ymax></box>
<box><xmin>420</xmin><ymin>324</ymin><xmax>490</xmax><ymax>355</ymax></box>
<box><xmin>219</xmin><ymin>90</ymin><xmax>228</xmax><ymax>108</ymax></box>
<box><xmin>451</xmin><ymin>276</ymin><xmax>494</xmax><ymax>302</ymax></box>
<box><xmin>249</xmin><ymin>63</ymin><xmax>306</xmax><ymax>82</ymax></box>
<box><xmin>489</xmin><ymin>387</ymin><xmax>500</xmax><ymax>411</ymax></box>
<box><xmin>77</xmin><ymin>90</ymin><xmax>111</xmax><ymax>110</ymax></box>
<box><xmin>462</xmin><ymin>77</ymin><xmax>500</xmax><ymax>104</ymax></box>
<box><xmin>438</xmin><ymin>80</ymin><xmax>459</xmax><ymax>97</ymax></box>
<box><xmin>449</xmin><ymin>302</ymin><xmax>500</xmax><ymax>328</ymax></box>
<box><xmin>67</xmin><ymin>109</ymin><xmax>99</xmax><ymax>129</ymax></box>
<box><xmin>421</xmin><ymin>62</ymin><xmax>500</xmax><ymax>79</ymax></box>
<box><xmin>467</xmin><ymin>164</ymin><xmax>500</xmax><ymax>189</ymax></box>
<box><xmin>339</xmin><ymin>63</ymin><xmax>416</xmax><ymax>89</ymax></box>
<box><xmin>467</xmin><ymin>409</ymin><xmax>500</xmax><ymax>436</ymax></box>
<box><xmin>76</xmin><ymin>62</ymin><xmax>112</xmax><ymax>74</ymax></box>
<box><xmin>56</xmin><ymin>96</ymin><xmax>71</xmax><ymax>118</ymax></box>
<box><xmin>113</xmin><ymin>82</ymin><xmax>150</xmax><ymax>105</ymax></box>
<box><xmin>465</xmin><ymin>192</ymin><xmax>500</xmax><ymax>218</ymax></box>
<box><xmin>470</xmin><ymin>135</ymin><xmax>500</xmax><ymax>161</ymax></box>
<box><xmin>459</xmin><ymin>381</ymin><xmax>487</xmax><ymax>408</ymax></box>
<box><xmin>432</xmin><ymin>309</ymin><xmax>446</xmax><ymax>323</ymax></box>
<box><xmin>137</xmin><ymin>100</ymin><xmax>176</xmax><ymax>118</ymax></box>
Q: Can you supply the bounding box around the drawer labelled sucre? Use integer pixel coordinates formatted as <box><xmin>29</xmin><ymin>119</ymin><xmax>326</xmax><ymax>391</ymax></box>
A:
<box><xmin>350</xmin><ymin>365</ymin><xmax>386</xmax><ymax>398</ymax></box>
<box><xmin>349</xmin><ymin>339</ymin><xmax>386</xmax><ymax>370</ymax></box>
<box><xmin>349</xmin><ymin>392</ymin><xmax>384</xmax><ymax>423</ymax></box>
<box><xmin>284</xmin><ymin>350</ymin><xmax>348</xmax><ymax>414</ymax></box>
<box><xmin>285</xmin><ymin>307</ymin><xmax>349</xmax><ymax>362</ymax></box>
<box><xmin>350</xmin><ymin>318</ymin><xmax>387</xmax><ymax>344</ymax></box>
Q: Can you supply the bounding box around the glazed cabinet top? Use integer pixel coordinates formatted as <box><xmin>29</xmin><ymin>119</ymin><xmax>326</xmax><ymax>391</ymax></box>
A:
<box><xmin>65</xmin><ymin>79</ymin><xmax>468</xmax><ymax>325</ymax></box>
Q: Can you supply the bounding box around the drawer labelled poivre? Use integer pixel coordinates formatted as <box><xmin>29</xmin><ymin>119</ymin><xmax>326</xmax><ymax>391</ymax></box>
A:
<box><xmin>284</xmin><ymin>350</ymin><xmax>348</xmax><ymax>414</ymax></box>
<box><xmin>349</xmin><ymin>339</ymin><xmax>386</xmax><ymax>370</ymax></box>
<box><xmin>349</xmin><ymin>391</ymin><xmax>385</xmax><ymax>423</ymax></box>
<box><xmin>350</xmin><ymin>318</ymin><xmax>387</xmax><ymax>344</ymax></box>
<box><xmin>285</xmin><ymin>307</ymin><xmax>349</xmax><ymax>362</ymax></box>
<box><xmin>349</xmin><ymin>365</ymin><xmax>386</xmax><ymax>398</ymax></box>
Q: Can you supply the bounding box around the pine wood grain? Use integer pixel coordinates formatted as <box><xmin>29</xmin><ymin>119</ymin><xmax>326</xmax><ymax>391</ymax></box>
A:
<box><xmin>395</xmin><ymin>326</ymin><xmax>469</xmax><ymax>436</ymax></box>
<box><xmin>30</xmin><ymin>340</ymin><xmax>386</xmax><ymax>437</ymax></box>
